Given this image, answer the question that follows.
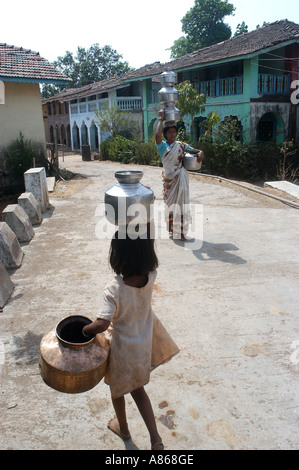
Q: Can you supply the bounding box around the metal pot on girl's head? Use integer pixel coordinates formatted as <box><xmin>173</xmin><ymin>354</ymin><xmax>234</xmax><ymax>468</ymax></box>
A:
<box><xmin>104</xmin><ymin>170</ymin><xmax>155</xmax><ymax>226</ymax></box>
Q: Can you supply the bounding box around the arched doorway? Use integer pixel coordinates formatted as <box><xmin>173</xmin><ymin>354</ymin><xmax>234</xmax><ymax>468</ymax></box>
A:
<box><xmin>194</xmin><ymin>116</ymin><xmax>208</xmax><ymax>141</ymax></box>
<box><xmin>67</xmin><ymin>125</ymin><xmax>71</xmax><ymax>147</ymax></box>
<box><xmin>256</xmin><ymin>112</ymin><xmax>284</xmax><ymax>144</ymax></box>
<box><xmin>81</xmin><ymin>122</ymin><xmax>89</xmax><ymax>146</ymax></box>
<box><xmin>61</xmin><ymin>125</ymin><xmax>66</xmax><ymax>145</ymax></box>
<box><xmin>72</xmin><ymin>122</ymin><xmax>80</xmax><ymax>150</ymax></box>
<box><xmin>90</xmin><ymin>121</ymin><xmax>99</xmax><ymax>150</ymax></box>
<box><xmin>49</xmin><ymin>125</ymin><xmax>54</xmax><ymax>143</ymax></box>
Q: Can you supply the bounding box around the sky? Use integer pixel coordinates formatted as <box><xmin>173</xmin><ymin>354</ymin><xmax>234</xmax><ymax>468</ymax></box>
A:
<box><xmin>2</xmin><ymin>0</ymin><xmax>299</xmax><ymax>70</ymax></box>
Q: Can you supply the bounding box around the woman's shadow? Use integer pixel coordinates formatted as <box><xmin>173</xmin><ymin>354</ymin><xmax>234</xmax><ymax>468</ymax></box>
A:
<box><xmin>193</xmin><ymin>240</ymin><xmax>246</xmax><ymax>264</ymax></box>
<box><xmin>173</xmin><ymin>238</ymin><xmax>246</xmax><ymax>265</ymax></box>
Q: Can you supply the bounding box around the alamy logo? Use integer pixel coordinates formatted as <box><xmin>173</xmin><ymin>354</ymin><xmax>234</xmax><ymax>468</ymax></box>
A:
<box><xmin>290</xmin><ymin>80</ymin><xmax>299</xmax><ymax>105</ymax></box>
<box><xmin>95</xmin><ymin>201</ymin><xmax>204</xmax><ymax>251</ymax></box>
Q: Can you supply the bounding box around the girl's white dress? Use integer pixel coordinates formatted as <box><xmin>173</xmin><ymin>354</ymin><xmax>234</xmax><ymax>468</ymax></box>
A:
<box><xmin>98</xmin><ymin>271</ymin><xmax>180</xmax><ymax>398</ymax></box>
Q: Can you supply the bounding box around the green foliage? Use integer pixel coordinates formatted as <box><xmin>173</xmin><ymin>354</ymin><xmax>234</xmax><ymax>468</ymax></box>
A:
<box><xmin>95</xmin><ymin>100</ymin><xmax>139</xmax><ymax>139</ymax></box>
<box><xmin>170</xmin><ymin>0</ymin><xmax>235</xmax><ymax>58</ymax></box>
<box><xmin>177</xmin><ymin>81</ymin><xmax>206</xmax><ymax>119</ymax></box>
<box><xmin>168</xmin><ymin>37</ymin><xmax>192</xmax><ymax>59</ymax></box>
<box><xmin>41</xmin><ymin>44</ymin><xmax>133</xmax><ymax>97</ymax></box>
<box><xmin>177</xmin><ymin>81</ymin><xmax>206</xmax><ymax>138</ymax></box>
<box><xmin>234</xmin><ymin>22</ymin><xmax>249</xmax><ymax>36</ymax></box>
<box><xmin>277</xmin><ymin>141</ymin><xmax>299</xmax><ymax>183</ymax></box>
<box><xmin>100</xmin><ymin>136</ymin><xmax>161</xmax><ymax>167</ymax></box>
<box><xmin>197</xmin><ymin>140</ymin><xmax>284</xmax><ymax>181</ymax></box>
<box><xmin>1</xmin><ymin>133</ymin><xmax>46</xmax><ymax>182</ymax></box>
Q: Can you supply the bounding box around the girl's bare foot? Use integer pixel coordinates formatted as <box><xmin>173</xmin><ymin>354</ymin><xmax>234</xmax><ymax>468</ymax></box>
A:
<box><xmin>152</xmin><ymin>440</ymin><xmax>164</xmax><ymax>450</ymax></box>
<box><xmin>107</xmin><ymin>416</ymin><xmax>131</xmax><ymax>441</ymax></box>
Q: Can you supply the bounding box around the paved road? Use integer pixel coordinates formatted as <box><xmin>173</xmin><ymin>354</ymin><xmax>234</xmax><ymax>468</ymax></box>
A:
<box><xmin>0</xmin><ymin>156</ymin><xmax>298</xmax><ymax>450</ymax></box>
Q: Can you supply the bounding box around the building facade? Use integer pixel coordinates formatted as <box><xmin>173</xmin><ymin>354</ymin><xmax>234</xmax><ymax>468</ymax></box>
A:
<box><xmin>42</xmin><ymin>20</ymin><xmax>299</xmax><ymax>151</ymax></box>
<box><xmin>42</xmin><ymin>77</ymin><xmax>144</xmax><ymax>152</ymax></box>
<box><xmin>0</xmin><ymin>43</ymin><xmax>70</xmax><ymax>151</ymax></box>
<box><xmin>138</xmin><ymin>20</ymin><xmax>299</xmax><ymax>145</ymax></box>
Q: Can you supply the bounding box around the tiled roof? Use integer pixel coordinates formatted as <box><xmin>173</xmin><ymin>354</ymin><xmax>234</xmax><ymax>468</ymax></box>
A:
<box><xmin>166</xmin><ymin>19</ymin><xmax>299</xmax><ymax>71</ymax></box>
<box><xmin>0</xmin><ymin>43</ymin><xmax>71</xmax><ymax>83</ymax></box>
<box><xmin>42</xmin><ymin>19</ymin><xmax>299</xmax><ymax>102</ymax></box>
<box><xmin>41</xmin><ymin>76</ymin><xmax>126</xmax><ymax>103</ymax></box>
<box><xmin>123</xmin><ymin>19</ymin><xmax>299</xmax><ymax>80</ymax></box>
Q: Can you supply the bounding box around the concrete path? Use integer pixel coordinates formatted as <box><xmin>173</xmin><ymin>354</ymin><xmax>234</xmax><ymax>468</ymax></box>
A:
<box><xmin>0</xmin><ymin>156</ymin><xmax>298</xmax><ymax>450</ymax></box>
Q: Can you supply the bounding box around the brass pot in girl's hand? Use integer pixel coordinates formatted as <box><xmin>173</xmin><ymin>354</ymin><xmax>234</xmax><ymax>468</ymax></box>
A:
<box><xmin>39</xmin><ymin>315</ymin><xmax>109</xmax><ymax>394</ymax></box>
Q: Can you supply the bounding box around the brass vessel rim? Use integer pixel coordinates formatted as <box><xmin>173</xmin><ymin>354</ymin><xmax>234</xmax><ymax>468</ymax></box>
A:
<box><xmin>55</xmin><ymin>315</ymin><xmax>94</xmax><ymax>348</ymax></box>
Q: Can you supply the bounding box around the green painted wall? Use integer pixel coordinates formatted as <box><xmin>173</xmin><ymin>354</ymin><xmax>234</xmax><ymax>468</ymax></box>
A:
<box><xmin>142</xmin><ymin>57</ymin><xmax>261</xmax><ymax>144</ymax></box>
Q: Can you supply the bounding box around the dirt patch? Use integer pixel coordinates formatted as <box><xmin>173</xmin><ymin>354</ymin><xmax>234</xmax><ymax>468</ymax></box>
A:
<box><xmin>0</xmin><ymin>175</ymin><xmax>91</xmax><ymax>221</ymax></box>
<box><xmin>50</xmin><ymin>176</ymin><xmax>91</xmax><ymax>199</ymax></box>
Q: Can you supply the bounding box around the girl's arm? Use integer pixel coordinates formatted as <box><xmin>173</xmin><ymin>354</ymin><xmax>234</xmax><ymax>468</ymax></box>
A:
<box><xmin>83</xmin><ymin>319</ymin><xmax>110</xmax><ymax>337</ymax></box>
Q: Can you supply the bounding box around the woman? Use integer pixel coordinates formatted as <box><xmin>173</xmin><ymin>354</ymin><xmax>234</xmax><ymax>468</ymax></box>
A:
<box><xmin>155</xmin><ymin>109</ymin><xmax>204</xmax><ymax>240</ymax></box>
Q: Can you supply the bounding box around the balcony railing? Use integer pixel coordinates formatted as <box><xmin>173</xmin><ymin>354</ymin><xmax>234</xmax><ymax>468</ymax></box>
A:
<box><xmin>117</xmin><ymin>97</ymin><xmax>142</xmax><ymax>110</ymax></box>
<box><xmin>258</xmin><ymin>74</ymin><xmax>290</xmax><ymax>94</ymax></box>
<box><xmin>194</xmin><ymin>76</ymin><xmax>243</xmax><ymax>97</ymax></box>
<box><xmin>70</xmin><ymin>97</ymin><xmax>142</xmax><ymax>115</ymax></box>
<box><xmin>219</xmin><ymin>76</ymin><xmax>243</xmax><ymax>96</ymax></box>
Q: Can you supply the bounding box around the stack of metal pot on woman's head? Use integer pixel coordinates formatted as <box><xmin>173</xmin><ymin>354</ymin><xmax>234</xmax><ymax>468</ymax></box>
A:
<box><xmin>158</xmin><ymin>71</ymin><xmax>180</xmax><ymax>125</ymax></box>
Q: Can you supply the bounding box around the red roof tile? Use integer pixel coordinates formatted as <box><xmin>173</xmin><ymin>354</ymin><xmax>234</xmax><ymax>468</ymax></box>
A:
<box><xmin>0</xmin><ymin>43</ymin><xmax>70</xmax><ymax>83</ymax></box>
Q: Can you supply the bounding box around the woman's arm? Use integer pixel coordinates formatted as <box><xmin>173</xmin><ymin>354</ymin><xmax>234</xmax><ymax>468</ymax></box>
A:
<box><xmin>83</xmin><ymin>319</ymin><xmax>110</xmax><ymax>337</ymax></box>
<box><xmin>155</xmin><ymin>109</ymin><xmax>165</xmax><ymax>145</ymax></box>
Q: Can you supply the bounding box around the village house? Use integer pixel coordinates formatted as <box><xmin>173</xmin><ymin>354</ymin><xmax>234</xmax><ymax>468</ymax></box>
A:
<box><xmin>138</xmin><ymin>19</ymin><xmax>299</xmax><ymax>145</ymax></box>
<box><xmin>42</xmin><ymin>20</ymin><xmax>299</xmax><ymax>151</ymax></box>
<box><xmin>0</xmin><ymin>43</ymin><xmax>70</xmax><ymax>151</ymax></box>
<box><xmin>42</xmin><ymin>75</ymin><xmax>144</xmax><ymax>152</ymax></box>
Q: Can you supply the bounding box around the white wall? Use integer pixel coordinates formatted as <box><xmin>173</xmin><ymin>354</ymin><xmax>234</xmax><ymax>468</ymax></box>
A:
<box><xmin>0</xmin><ymin>81</ymin><xmax>46</xmax><ymax>150</ymax></box>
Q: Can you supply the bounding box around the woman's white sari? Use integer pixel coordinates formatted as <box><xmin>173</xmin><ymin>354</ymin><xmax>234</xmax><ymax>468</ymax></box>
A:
<box><xmin>161</xmin><ymin>141</ymin><xmax>192</xmax><ymax>236</ymax></box>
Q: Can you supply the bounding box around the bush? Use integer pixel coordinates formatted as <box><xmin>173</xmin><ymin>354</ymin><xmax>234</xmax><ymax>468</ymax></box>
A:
<box><xmin>99</xmin><ymin>132</ymin><xmax>298</xmax><ymax>183</ymax></box>
<box><xmin>100</xmin><ymin>136</ymin><xmax>161</xmax><ymax>167</ymax></box>
<box><xmin>1</xmin><ymin>133</ymin><xmax>46</xmax><ymax>182</ymax></box>
<box><xmin>197</xmin><ymin>141</ymin><xmax>294</xmax><ymax>182</ymax></box>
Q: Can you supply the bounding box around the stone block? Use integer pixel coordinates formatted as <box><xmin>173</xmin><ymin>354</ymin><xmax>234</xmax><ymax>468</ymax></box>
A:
<box><xmin>0</xmin><ymin>222</ymin><xmax>24</xmax><ymax>269</ymax></box>
<box><xmin>47</xmin><ymin>177</ymin><xmax>55</xmax><ymax>192</ymax></box>
<box><xmin>2</xmin><ymin>204</ymin><xmax>34</xmax><ymax>242</ymax></box>
<box><xmin>0</xmin><ymin>259</ymin><xmax>14</xmax><ymax>308</ymax></box>
<box><xmin>24</xmin><ymin>167</ymin><xmax>49</xmax><ymax>212</ymax></box>
<box><xmin>18</xmin><ymin>192</ymin><xmax>42</xmax><ymax>225</ymax></box>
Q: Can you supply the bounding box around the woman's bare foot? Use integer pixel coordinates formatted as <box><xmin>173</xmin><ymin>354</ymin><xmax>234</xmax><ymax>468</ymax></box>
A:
<box><xmin>107</xmin><ymin>416</ymin><xmax>131</xmax><ymax>441</ymax></box>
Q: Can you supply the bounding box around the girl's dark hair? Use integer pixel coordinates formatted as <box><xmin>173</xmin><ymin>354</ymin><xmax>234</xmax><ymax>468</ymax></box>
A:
<box><xmin>109</xmin><ymin>229</ymin><xmax>158</xmax><ymax>278</ymax></box>
<box><xmin>163</xmin><ymin>125</ymin><xmax>178</xmax><ymax>138</ymax></box>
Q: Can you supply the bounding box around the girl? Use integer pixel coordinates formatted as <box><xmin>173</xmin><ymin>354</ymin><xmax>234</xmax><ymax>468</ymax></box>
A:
<box><xmin>83</xmin><ymin>229</ymin><xmax>180</xmax><ymax>450</ymax></box>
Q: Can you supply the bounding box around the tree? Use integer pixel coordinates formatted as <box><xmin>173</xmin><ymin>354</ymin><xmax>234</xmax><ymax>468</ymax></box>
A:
<box><xmin>234</xmin><ymin>22</ymin><xmax>248</xmax><ymax>36</ymax></box>
<box><xmin>169</xmin><ymin>0</ymin><xmax>235</xmax><ymax>58</ymax></box>
<box><xmin>41</xmin><ymin>44</ymin><xmax>132</xmax><ymax>98</ymax></box>
<box><xmin>177</xmin><ymin>81</ymin><xmax>206</xmax><ymax>138</ymax></box>
<box><xmin>94</xmin><ymin>100</ymin><xmax>139</xmax><ymax>139</ymax></box>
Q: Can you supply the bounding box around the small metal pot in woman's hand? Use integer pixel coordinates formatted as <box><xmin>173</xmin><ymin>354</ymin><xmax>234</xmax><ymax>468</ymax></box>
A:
<box><xmin>182</xmin><ymin>153</ymin><xmax>202</xmax><ymax>171</ymax></box>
